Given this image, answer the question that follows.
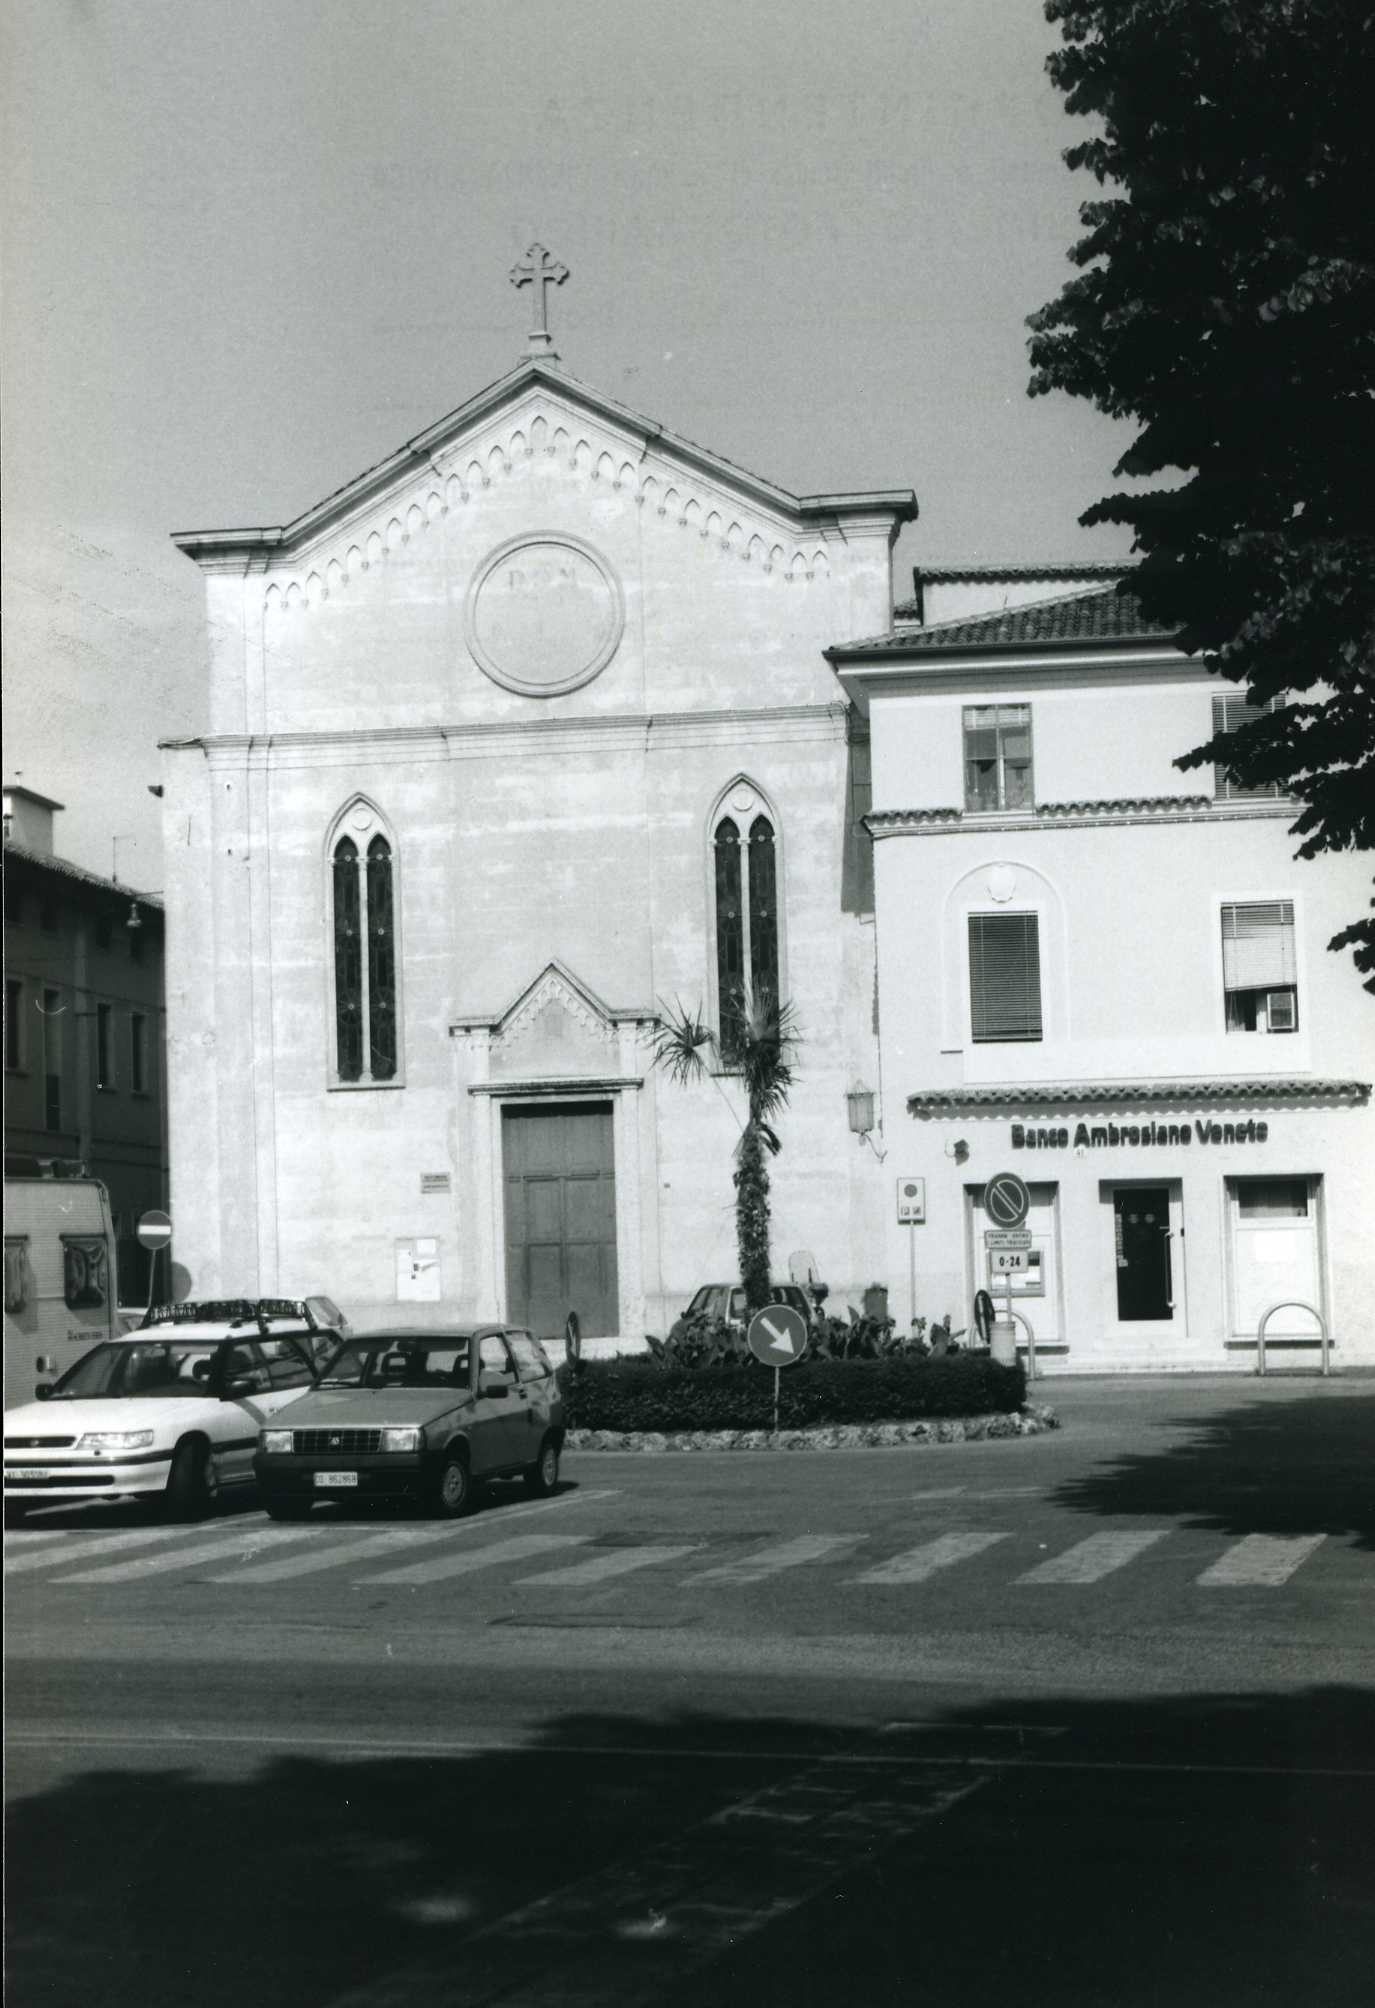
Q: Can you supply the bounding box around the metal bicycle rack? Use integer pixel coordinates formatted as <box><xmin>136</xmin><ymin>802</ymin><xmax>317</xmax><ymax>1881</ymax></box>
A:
<box><xmin>1256</xmin><ymin>1299</ymin><xmax>1331</xmax><ymax>1378</ymax></box>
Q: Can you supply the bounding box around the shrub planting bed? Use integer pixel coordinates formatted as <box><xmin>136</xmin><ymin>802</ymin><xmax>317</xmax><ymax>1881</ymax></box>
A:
<box><xmin>562</xmin><ymin>1352</ymin><xmax>1028</xmax><ymax>1435</ymax></box>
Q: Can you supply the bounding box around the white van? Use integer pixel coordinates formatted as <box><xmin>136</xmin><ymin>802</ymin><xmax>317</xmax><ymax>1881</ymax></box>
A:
<box><xmin>3</xmin><ymin>1175</ymin><xmax>118</xmax><ymax>1412</ymax></box>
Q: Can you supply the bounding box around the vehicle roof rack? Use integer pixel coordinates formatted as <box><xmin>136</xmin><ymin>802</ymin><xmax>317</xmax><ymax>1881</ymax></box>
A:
<box><xmin>139</xmin><ymin>1297</ymin><xmax>311</xmax><ymax>1331</ymax></box>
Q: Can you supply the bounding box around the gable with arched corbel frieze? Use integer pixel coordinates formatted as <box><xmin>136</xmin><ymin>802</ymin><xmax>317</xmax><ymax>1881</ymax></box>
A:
<box><xmin>258</xmin><ymin>400</ymin><xmax>833</xmax><ymax>625</ymax></box>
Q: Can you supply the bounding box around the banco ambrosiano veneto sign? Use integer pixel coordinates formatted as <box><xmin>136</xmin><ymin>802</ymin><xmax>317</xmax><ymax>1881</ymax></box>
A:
<box><xmin>1011</xmin><ymin>1117</ymin><xmax>1270</xmax><ymax>1152</ymax></box>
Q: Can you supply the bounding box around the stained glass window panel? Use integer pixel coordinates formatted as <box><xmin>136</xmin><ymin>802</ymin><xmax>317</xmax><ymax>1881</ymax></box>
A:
<box><xmin>748</xmin><ymin>815</ymin><xmax>778</xmax><ymax>1004</ymax></box>
<box><xmin>333</xmin><ymin>838</ymin><xmax>363</xmax><ymax>1081</ymax></box>
<box><xmin>366</xmin><ymin>836</ymin><xmax>397</xmax><ymax>1080</ymax></box>
<box><xmin>714</xmin><ymin>817</ymin><xmax>745</xmax><ymax>1059</ymax></box>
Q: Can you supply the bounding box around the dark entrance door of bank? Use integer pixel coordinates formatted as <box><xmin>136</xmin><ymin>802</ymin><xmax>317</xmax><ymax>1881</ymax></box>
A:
<box><xmin>1113</xmin><ymin>1185</ymin><xmax>1174</xmax><ymax>1321</ymax></box>
<box><xmin>503</xmin><ymin>1103</ymin><xmax>618</xmax><ymax>1340</ymax></box>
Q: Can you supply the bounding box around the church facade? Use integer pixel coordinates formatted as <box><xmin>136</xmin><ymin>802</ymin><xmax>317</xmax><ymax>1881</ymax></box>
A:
<box><xmin>163</xmin><ymin>343</ymin><xmax>913</xmax><ymax>1341</ymax></box>
<box><xmin>163</xmin><ymin>280</ymin><xmax>1372</xmax><ymax>1369</ymax></box>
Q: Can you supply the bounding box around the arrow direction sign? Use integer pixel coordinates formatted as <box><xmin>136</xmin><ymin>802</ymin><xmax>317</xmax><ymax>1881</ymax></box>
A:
<box><xmin>747</xmin><ymin>1303</ymin><xmax>809</xmax><ymax>1368</ymax></box>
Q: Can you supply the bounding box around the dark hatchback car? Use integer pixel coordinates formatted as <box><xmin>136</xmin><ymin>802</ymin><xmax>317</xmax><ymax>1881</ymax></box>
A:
<box><xmin>254</xmin><ymin>1326</ymin><xmax>563</xmax><ymax>1520</ymax></box>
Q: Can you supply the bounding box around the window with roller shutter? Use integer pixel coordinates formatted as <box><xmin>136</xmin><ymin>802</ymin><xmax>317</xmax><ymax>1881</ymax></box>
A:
<box><xmin>968</xmin><ymin>912</ymin><xmax>1042</xmax><ymax>1044</ymax></box>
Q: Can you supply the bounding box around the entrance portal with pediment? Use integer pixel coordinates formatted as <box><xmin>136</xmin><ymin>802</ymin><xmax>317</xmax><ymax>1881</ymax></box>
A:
<box><xmin>503</xmin><ymin>1103</ymin><xmax>618</xmax><ymax>1339</ymax></box>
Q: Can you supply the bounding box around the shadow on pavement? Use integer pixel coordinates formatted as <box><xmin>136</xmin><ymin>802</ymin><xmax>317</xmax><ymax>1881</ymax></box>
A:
<box><xmin>1046</xmin><ymin>1393</ymin><xmax>1375</xmax><ymax>1549</ymax></box>
<box><xmin>7</xmin><ymin>1684</ymin><xmax>1373</xmax><ymax>2008</ymax></box>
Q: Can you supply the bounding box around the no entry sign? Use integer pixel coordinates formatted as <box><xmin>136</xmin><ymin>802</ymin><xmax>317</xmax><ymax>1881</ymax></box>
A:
<box><xmin>983</xmin><ymin>1172</ymin><xmax>1031</xmax><ymax>1230</ymax></box>
<box><xmin>136</xmin><ymin>1209</ymin><xmax>173</xmax><ymax>1252</ymax></box>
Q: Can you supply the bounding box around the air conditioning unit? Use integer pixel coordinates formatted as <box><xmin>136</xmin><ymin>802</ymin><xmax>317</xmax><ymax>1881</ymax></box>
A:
<box><xmin>1266</xmin><ymin>989</ymin><xmax>1297</xmax><ymax>1032</ymax></box>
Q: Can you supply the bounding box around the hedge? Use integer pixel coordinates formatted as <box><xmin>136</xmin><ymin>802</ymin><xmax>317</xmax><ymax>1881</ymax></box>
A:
<box><xmin>561</xmin><ymin>1353</ymin><xmax>1027</xmax><ymax>1434</ymax></box>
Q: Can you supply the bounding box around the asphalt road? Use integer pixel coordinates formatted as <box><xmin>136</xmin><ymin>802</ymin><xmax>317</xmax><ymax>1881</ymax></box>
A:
<box><xmin>6</xmin><ymin>1374</ymin><xmax>1373</xmax><ymax>2006</ymax></box>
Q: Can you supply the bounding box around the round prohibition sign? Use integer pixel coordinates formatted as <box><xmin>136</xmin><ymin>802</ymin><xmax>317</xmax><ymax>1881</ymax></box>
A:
<box><xmin>983</xmin><ymin>1171</ymin><xmax>1031</xmax><ymax>1230</ymax></box>
<box><xmin>136</xmin><ymin>1208</ymin><xmax>173</xmax><ymax>1252</ymax></box>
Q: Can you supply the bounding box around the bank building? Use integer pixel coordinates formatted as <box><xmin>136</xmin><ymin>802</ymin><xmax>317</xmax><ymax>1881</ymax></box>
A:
<box><xmin>163</xmin><ymin>251</ymin><xmax>1374</xmax><ymax>1374</ymax></box>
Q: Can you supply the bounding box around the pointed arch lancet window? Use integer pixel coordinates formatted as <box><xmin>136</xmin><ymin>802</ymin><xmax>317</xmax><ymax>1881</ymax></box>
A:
<box><xmin>366</xmin><ymin>836</ymin><xmax>397</xmax><ymax>1080</ymax></box>
<box><xmin>333</xmin><ymin>838</ymin><xmax>364</xmax><ymax>1081</ymax></box>
<box><xmin>714</xmin><ymin>817</ymin><xmax>746</xmax><ymax>1057</ymax></box>
<box><xmin>330</xmin><ymin>810</ymin><xmax>400</xmax><ymax>1085</ymax></box>
<box><xmin>712</xmin><ymin>798</ymin><xmax>781</xmax><ymax>1061</ymax></box>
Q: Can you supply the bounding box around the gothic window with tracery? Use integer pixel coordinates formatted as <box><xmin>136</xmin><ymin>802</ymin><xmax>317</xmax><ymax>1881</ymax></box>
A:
<box><xmin>711</xmin><ymin>789</ymin><xmax>782</xmax><ymax>1060</ymax></box>
<box><xmin>330</xmin><ymin>806</ymin><xmax>400</xmax><ymax>1085</ymax></box>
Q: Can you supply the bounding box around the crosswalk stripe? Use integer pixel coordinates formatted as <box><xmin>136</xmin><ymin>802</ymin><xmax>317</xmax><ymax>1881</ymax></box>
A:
<box><xmin>851</xmin><ymin>1532</ymin><xmax>1009</xmax><ymax>1584</ymax></box>
<box><xmin>684</xmin><ymin>1535</ymin><xmax>863</xmax><ymax>1585</ymax></box>
<box><xmin>213</xmin><ymin>1523</ymin><xmax>483</xmax><ymax>1584</ymax></box>
<box><xmin>1196</xmin><ymin>1533</ymin><xmax>1327</xmax><ymax>1586</ymax></box>
<box><xmin>515</xmin><ymin>1543</ymin><xmax>700</xmax><ymax>1586</ymax></box>
<box><xmin>53</xmin><ymin>1525</ymin><xmax>321</xmax><ymax>1584</ymax></box>
<box><xmin>359</xmin><ymin>1532</ymin><xmax>591</xmax><ymax>1586</ymax></box>
<box><xmin>5</xmin><ymin>1520</ymin><xmax>225</xmax><ymax>1576</ymax></box>
<box><xmin>226</xmin><ymin>1487</ymin><xmax>622</xmax><ymax>1585</ymax></box>
<box><xmin>1017</xmin><ymin>1530</ymin><xmax>1168</xmax><ymax>1584</ymax></box>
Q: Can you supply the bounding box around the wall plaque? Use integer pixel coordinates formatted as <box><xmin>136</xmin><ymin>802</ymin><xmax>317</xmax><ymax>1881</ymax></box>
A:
<box><xmin>464</xmin><ymin>533</ymin><xmax>624</xmax><ymax>696</ymax></box>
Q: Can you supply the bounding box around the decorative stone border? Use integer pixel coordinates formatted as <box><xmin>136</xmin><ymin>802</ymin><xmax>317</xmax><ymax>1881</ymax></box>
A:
<box><xmin>566</xmin><ymin>1405</ymin><xmax>1060</xmax><ymax>1453</ymax></box>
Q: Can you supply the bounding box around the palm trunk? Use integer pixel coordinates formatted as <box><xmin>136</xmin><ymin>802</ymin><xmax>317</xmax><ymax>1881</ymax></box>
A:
<box><xmin>736</xmin><ymin>1119</ymin><xmax>772</xmax><ymax>1311</ymax></box>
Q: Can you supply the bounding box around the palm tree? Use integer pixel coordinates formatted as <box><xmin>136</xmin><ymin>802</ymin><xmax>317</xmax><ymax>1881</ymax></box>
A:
<box><xmin>652</xmin><ymin>985</ymin><xmax>799</xmax><ymax>1312</ymax></box>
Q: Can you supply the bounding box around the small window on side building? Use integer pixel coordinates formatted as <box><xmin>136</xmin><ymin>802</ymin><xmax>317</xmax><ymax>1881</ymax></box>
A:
<box><xmin>1222</xmin><ymin>901</ymin><xmax>1297</xmax><ymax>1033</ymax></box>
<box><xmin>964</xmin><ymin>705</ymin><xmax>1033</xmax><ymax>812</ymax></box>
<box><xmin>96</xmin><ymin>1003</ymin><xmax>113</xmax><ymax>1089</ymax></box>
<box><xmin>1213</xmin><ymin>694</ymin><xmax>1284</xmax><ymax>801</ymax></box>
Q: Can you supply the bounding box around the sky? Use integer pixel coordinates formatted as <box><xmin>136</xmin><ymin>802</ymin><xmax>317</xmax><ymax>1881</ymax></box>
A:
<box><xmin>2</xmin><ymin>0</ymin><xmax>1136</xmax><ymax>885</ymax></box>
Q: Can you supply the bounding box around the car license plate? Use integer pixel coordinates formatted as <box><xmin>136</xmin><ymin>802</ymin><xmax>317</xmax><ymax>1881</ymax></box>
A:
<box><xmin>313</xmin><ymin>1470</ymin><xmax>358</xmax><ymax>1489</ymax></box>
<box><xmin>7</xmin><ymin>1469</ymin><xmax>51</xmax><ymax>1482</ymax></box>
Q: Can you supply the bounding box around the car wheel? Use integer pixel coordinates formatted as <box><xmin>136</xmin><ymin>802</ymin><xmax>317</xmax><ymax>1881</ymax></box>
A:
<box><xmin>523</xmin><ymin>1436</ymin><xmax>560</xmax><ymax>1497</ymax></box>
<box><xmin>430</xmin><ymin>1449</ymin><xmax>472</xmax><ymax>1519</ymax></box>
<box><xmin>166</xmin><ymin>1438</ymin><xmax>218</xmax><ymax>1521</ymax></box>
<box><xmin>262</xmin><ymin>1495</ymin><xmax>311</xmax><ymax>1522</ymax></box>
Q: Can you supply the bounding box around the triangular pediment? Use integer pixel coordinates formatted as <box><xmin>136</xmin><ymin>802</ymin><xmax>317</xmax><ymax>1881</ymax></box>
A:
<box><xmin>483</xmin><ymin>961</ymin><xmax>632</xmax><ymax>1082</ymax></box>
<box><xmin>171</xmin><ymin>360</ymin><xmax>914</xmax><ymax>600</ymax></box>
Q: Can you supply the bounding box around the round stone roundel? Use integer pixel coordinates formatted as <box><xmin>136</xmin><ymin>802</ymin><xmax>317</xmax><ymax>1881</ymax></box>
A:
<box><xmin>464</xmin><ymin>534</ymin><xmax>624</xmax><ymax>696</ymax></box>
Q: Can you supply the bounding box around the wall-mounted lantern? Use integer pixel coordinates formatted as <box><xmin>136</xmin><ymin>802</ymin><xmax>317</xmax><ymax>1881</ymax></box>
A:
<box><xmin>846</xmin><ymin>1084</ymin><xmax>885</xmax><ymax>1160</ymax></box>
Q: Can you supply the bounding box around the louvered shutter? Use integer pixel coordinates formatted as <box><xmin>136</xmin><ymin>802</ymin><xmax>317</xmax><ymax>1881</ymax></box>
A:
<box><xmin>1212</xmin><ymin>695</ymin><xmax>1280</xmax><ymax>800</ymax></box>
<box><xmin>1221</xmin><ymin>902</ymin><xmax>1296</xmax><ymax>990</ymax></box>
<box><xmin>969</xmin><ymin>913</ymin><xmax>1042</xmax><ymax>1042</ymax></box>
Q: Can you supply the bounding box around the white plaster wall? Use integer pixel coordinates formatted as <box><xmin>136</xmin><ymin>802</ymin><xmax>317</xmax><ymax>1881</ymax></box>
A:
<box><xmin>870</xmin><ymin>669</ymin><xmax>1224</xmax><ymax>813</ymax></box>
<box><xmin>881</xmin><ymin>1104</ymin><xmax>1375</xmax><ymax>1371</ymax></box>
<box><xmin>920</xmin><ymin>576</ymin><xmax>1119</xmax><ymax>629</ymax></box>
<box><xmin>166</xmin><ymin>384</ymin><xmax>897</xmax><ymax>1334</ymax></box>
<box><xmin>867</xmin><ymin>671</ymin><xmax>1375</xmax><ymax>1368</ymax></box>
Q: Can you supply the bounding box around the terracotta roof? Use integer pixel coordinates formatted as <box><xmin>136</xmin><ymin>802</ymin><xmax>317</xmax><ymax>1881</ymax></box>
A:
<box><xmin>3</xmin><ymin>841</ymin><xmax>162</xmax><ymax>908</ymax></box>
<box><xmin>832</xmin><ymin>583</ymin><xmax>1180</xmax><ymax>658</ymax></box>
<box><xmin>906</xmin><ymin>1079</ymin><xmax>1370</xmax><ymax>1114</ymax></box>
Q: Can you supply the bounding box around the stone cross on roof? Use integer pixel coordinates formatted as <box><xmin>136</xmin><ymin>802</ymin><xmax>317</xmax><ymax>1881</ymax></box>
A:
<box><xmin>510</xmin><ymin>242</ymin><xmax>569</xmax><ymax>359</ymax></box>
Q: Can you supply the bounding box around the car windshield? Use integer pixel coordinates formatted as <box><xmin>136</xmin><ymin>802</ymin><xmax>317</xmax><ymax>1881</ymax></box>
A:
<box><xmin>314</xmin><ymin>1339</ymin><xmax>471</xmax><ymax>1390</ymax></box>
<box><xmin>47</xmin><ymin>1341</ymin><xmax>220</xmax><ymax>1399</ymax></box>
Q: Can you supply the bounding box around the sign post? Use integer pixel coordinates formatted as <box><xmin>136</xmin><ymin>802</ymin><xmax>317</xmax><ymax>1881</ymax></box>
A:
<box><xmin>981</xmin><ymin>1174</ymin><xmax>1030</xmax><ymax>1367</ymax></box>
<box><xmin>896</xmin><ymin>1178</ymin><xmax>925</xmax><ymax>1332</ymax></box>
<box><xmin>747</xmin><ymin>1303</ymin><xmax>810</xmax><ymax>1435</ymax></box>
<box><xmin>136</xmin><ymin>1209</ymin><xmax>173</xmax><ymax>1325</ymax></box>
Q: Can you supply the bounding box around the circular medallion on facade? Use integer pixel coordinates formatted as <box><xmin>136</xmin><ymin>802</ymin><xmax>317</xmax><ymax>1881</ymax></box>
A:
<box><xmin>464</xmin><ymin>534</ymin><xmax>624</xmax><ymax>696</ymax></box>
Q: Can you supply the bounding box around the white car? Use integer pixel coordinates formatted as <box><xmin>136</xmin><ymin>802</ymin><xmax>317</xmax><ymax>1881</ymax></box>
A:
<box><xmin>2</xmin><ymin>1301</ymin><xmax>339</xmax><ymax>1523</ymax></box>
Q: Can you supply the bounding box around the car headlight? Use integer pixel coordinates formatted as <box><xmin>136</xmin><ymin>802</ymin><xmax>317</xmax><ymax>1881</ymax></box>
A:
<box><xmin>259</xmin><ymin>1429</ymin><xmax>294</xmax><ymax>1455</ymax></box>
<box><xmin>380</xmin><ymin>1426</ymin><xmax>422</xmax><ymax>1454</ymax></box>
<box><xmin>76</xmin><ymin>1430</ymin><xmax>154</xmax><ymax>1452</ymax></box>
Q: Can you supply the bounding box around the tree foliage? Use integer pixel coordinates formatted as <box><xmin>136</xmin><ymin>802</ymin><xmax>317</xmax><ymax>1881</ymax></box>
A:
<box><xmin>651</xmin><ymin>986</ymin><xmax>798</xmax><ymax>1310</ymax></box>
<box><xmin>1028</xmin><ymin>0</ymin><xmax>1375</xmax><ymax>982</ymax></box>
